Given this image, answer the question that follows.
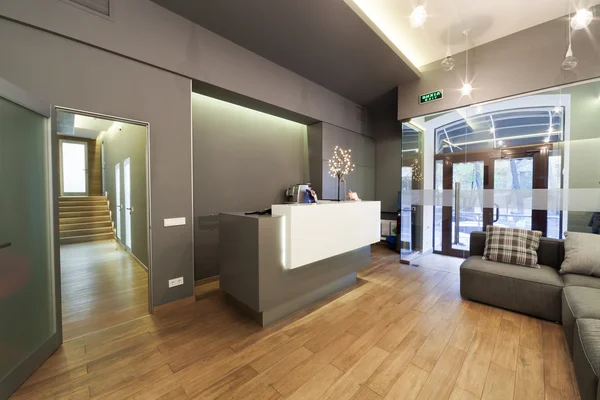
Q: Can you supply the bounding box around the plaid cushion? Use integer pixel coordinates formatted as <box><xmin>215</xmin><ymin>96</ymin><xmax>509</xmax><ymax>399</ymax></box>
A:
<box><xmin>482</xmin><ymin>226</ymin><xmax>542</xmax><ymax>268</ymax></box>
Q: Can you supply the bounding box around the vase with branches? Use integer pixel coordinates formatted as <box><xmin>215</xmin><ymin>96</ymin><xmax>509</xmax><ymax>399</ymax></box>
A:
<box><xmin>328</xmin><ymin>146</ymin><xmax>355</xmax><ymax>201</ymax></box>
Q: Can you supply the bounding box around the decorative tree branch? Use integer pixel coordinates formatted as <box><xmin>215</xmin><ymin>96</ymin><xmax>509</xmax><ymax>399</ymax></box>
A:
<box><xmin>328</xmin><ymin>146</ymin><xmax>355</xmax><ymax>201</ymax></box>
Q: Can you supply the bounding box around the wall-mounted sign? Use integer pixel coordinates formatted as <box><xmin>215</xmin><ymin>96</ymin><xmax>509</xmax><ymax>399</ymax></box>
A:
<box><xmin>419</xmin><ymin>90</ymin><xmax>443</xmax><ymax>104</ymax></box>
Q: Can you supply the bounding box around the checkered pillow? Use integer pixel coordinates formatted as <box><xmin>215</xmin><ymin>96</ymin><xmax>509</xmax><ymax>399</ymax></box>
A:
<box><xmin>483</xmin><ymin>226</ymin><xmax>542</xmax><ymax>268</ymax></box>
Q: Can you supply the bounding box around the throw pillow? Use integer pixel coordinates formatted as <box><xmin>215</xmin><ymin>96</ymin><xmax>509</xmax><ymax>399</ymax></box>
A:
<box><xmin>483</xmin><ymin>226</ymin><xmax>542</xmax><ymax>268</ymax></box>
<box><xmin>560</xmin><ymin>231</ymin><xmax>600</xmax><ymax>277</ymax></box>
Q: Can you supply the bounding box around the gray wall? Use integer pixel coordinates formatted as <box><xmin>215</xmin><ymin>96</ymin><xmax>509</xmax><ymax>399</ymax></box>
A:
<box><xmin>308</xmin><ymin>123</ymin><xmax>375</xmax><ymax>201</ymax></box>
<box><xmin>367</xmin><ymin>89</ymin><xmax>403</xmax><ymax>215</ymax></box>
<box><xmin>397</xmin><ymin>15</ymin><xmax>600</xmax><ymax>120</ymax></box>
<box><xmin>102</xmin><ymin>123</ymin><xmax>149</xmax><ymax>267</ymax></box>
<box><xmin>0</xmin><ymin>0</ymin><xmax>364</xmax><ymax>135</ymax></box>
<box><xmin>0</xmin><ymin>18</ymin><xmax>193</xmax><ymax>307</ymax></box>
<box><xmin>192</xmin><ymin>93</ymin><xmax>308</xmax><ymax>280</ymax></box>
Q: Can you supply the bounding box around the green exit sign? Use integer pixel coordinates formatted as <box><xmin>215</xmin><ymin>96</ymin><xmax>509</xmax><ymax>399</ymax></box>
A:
<box><xmin>419</xmin><ymin>90</ymin><xmax>443</xmax><ymax>104</ymax></box>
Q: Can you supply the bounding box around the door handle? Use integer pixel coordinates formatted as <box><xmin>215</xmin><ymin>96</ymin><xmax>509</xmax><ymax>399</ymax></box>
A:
<box><xmin>454</xmin><ymin>182</ymin><xmax>461</xmax><ymax>245</ymax></box>
<box><xmin>493</xmin><ymin>203</ymin><xmax>500</xmax><ymax>223</ymax></box>
<box><xmin>126</xmin><ymin>207</ymin><xmax>134</xmax><ymax>214</ymax></box>
<box><xmin>0</xmin><ymin>242</ymin><xmax>11</xmax><ymax>250</ymax></box>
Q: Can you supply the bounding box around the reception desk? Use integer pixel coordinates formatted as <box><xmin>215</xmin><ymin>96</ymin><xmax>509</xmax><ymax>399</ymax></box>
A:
<box><xmin>219</xmin><ymin>201</ymin><xmax>381</xmax><ymax>326</ymax></box>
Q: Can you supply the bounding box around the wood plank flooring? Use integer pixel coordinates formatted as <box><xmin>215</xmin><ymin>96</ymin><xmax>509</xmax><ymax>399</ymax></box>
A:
<box><xmin>12</xmin><ymin>245</ymin><xmax>579</xmax><ymax>399</ymax></box>
<box><xmin>60</xmin><ymin>240</ymin><xmax>148</xmax><ymax>341</ymax></box>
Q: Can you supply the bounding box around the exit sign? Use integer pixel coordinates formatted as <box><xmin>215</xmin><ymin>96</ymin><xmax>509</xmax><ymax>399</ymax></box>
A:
<box><xmin>419</xmin><ymin>90</ymin><xmax>443</xmax><ymax>104</ymax></box>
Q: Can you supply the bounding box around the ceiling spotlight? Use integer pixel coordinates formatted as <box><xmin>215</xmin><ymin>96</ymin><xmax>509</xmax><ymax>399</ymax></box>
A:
<box><xmin>571</xmin><ymin>8</ymin><xmax>593</xmax><ymax>30</ymax></box>
<box><xmin>562</xmin><ymin>44</ymin><xmax>579</xmax><ymax>71</ymax></box>
<box><xmin>461</xmin><ymin>83</ymin><xmax>473</xmax><ymax>96</ymax></box>
<box><xmin>410</xmin><ymin>5</ymin><xmax>427</xmax><ymax>28</ymax></box>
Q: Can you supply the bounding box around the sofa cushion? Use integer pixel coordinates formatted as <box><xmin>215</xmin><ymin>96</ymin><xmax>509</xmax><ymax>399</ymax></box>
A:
<box><xmin>563</xmin><ymin>274</ymin><xmax>600</xmax><ymax>290</ymax></box>
<box><xmin>573</xmin><ymin>319</ymin><xmax>600</xmax><ymax>400</ymax></box>
<box><xmin>561</xmin><ymin>232</ymin><xmax>600</xmax><ymax>278</ymax></box>
<box><xmin>562</xmin><ymin>287</ymin><xmax>600</xmax><ymax>354</ymax></box>
<box><xmin>483</xmin><ymin>226</ymin><xmax>542</xmax><ymax>268</ymax></box>
<box><xmin>460</xmin><ymin>256</ymin><xmax>563</xmax><ymax>322</ymax></box>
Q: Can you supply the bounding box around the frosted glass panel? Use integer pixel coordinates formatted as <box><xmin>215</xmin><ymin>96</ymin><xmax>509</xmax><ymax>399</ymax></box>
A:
<box><xmin>61</xmin><ymin>141</ymin><xmax>87</xmax><ymax>194</ymax></box>
<box><xmin>0</xmin><ymin>97</ymin><xmax>55</xmax><ymax>383</ymax></box>
<box><xmin>124</xmin><ymin>157</ymin><xmax>131</xmax><ymax>249</ymax></box>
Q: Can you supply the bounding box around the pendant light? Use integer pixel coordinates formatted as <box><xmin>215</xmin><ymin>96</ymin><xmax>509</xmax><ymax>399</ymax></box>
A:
<box><xmin>460</xmin><ymin>30</ymin><xmax>472</xmax><ymax>96</ymax></box>
<box><xmin>441</xmin><ymin>28</ymin><xmax>455</xmax><ymax>71</ymax></box>
<box><xmin>571</xmin><ymin>8</ymin><xmax>593</xmax><ymax>30</ymax></box>
<box><xmin>562</xmin><ymin>4</ymin><xmax>579</xmax><ymax>71</ymax></box>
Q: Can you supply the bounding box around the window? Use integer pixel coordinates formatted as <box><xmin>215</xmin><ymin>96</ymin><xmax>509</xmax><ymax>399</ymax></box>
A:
<box><xmin>435</xmin><ymin>107</ymin><xmax>564</xmax><ymax>154</ymax></box>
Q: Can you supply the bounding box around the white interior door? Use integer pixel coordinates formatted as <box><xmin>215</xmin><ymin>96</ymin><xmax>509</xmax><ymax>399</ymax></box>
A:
<box><xmin>115</xmin><ymin>163</ymin><xmax>121</xmax><ymax>240</ymax></box>
<box><xmin>60</xmin><ymin>139</ymin><xmax>87</xmax><ymax>196</ymax></box>
<box><xmin>124</xmin><ymin>157</ymin><xmax>132</xmax><ymax>249</ymax></box>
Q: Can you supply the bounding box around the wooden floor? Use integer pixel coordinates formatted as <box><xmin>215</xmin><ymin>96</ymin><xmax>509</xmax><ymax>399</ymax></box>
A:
<box><xmin>60</xmin><ymin>240</ymin><xmax>149</xmax><ymax>341</ymax></box>
<box><xmin>12</xmin><ymin>245</ymin><xmax>579</xmax><ymax>400</ymax></box>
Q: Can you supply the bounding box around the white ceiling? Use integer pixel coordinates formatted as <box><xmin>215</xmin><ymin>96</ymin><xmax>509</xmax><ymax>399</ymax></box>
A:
<box><xmin>57</xmin><ymin>112</ymin><xmax>115</xmax><ymax>139</ymax></box>
<box><xmin>347</xmin><ymin>0</ymin><xmax>599</xmax><ymax>68</ymax></box>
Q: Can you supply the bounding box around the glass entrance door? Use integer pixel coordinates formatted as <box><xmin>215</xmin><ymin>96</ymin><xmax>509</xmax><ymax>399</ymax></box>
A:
<box><xmin>115</xmin><ymin>163</ymin><xmax>121</xmax><ymax>240</ymax></box>
<box><xmin>0</xmin><ymin>78</ymin><xmax>60</xmax><ymax>398</ymax></box>
<box><xmin>436</xmin><ymin>145</ymin><xmax>549</xmax><ymax>258</ymax></box>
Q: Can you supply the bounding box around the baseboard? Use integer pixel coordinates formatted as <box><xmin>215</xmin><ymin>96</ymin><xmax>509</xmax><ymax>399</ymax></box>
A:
<box><xmin>195</xmin><ymin>276</ymin><xmax>219</xmax><ymax>287</ymax></box>
<box><xmin>115</xmin><ymin>239</ymin><xmax>148</xmax><ymax>271</ymax></box>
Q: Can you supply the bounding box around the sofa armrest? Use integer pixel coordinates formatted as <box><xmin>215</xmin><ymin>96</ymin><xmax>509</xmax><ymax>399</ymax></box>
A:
<box><xmin>469</xmin><ymin>232</ymin><xmax>486</xmax><ymax>257</ymax></box>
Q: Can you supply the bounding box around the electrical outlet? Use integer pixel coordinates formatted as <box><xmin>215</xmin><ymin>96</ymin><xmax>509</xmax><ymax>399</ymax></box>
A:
<box><xmin>168</xmin><ymin>277</ymin><xmax>184</xmax><ymax>288</ymax></box>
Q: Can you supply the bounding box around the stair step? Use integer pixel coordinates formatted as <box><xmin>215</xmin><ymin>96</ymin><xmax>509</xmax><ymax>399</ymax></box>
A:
<box><xmin>60</xmin><ymin>221</ymin><xmax>112</xmax><ymax>231</ymax></box>
<box><xmin>58</xmin><ymin>200</ymin><xmax>107</xmax><ymax>207</ymax></box>
<box><xmin>59</xmin><ymin>196</ymin><xmax>106</xmax><ymax>201</ymax></box>
<box><xmin>60</xmin><ymin>227</ymin><xmax>113</xmax><ymax>238</ymax></box>
<box><xmin>60</xmin><ymin>215</ymin><xmax>111</xmax><ymax>224</ymax></box>
<box><xmin>59</xmin><ymin>205</ymin><xmax>107</xmax><ymax>212</ymax></box>
<box><xmin>59</xmin><ymin>210</ymin><xmax>110</xmax><ymax>218</ymax></box>
<box><xmin>61</xmin><ymin>233</ymin><xmax>114</xmax><ymax>245</ymax></box>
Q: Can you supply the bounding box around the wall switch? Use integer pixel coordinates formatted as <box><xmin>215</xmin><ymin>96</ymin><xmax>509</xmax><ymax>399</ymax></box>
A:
<box><xmin>164</xmin><ymin>217</ymin><xmax>186</xmax><ymax>227</ymax></box>
<box><xmin>168</xmin><ymin>277</ymin><xmax>184</xmax><ymax>288</ymax></box>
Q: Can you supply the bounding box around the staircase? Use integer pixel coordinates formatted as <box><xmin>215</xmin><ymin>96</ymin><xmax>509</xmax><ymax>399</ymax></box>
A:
<box><xmin>59</xmin><ymin>196</ymin><xmax>114</xmax><ymax>245</ymax></box>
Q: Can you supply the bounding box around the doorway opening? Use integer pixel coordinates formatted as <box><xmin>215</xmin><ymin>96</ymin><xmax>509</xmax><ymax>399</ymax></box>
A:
<box><xmin>56</xmin><ymin>108</ymin><xmax>150</xmax><ymax>341</ymax></box>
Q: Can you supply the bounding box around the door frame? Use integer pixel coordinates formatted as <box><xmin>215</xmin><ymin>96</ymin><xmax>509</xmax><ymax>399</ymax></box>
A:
<box><xmin>434</xmin><ymin>144</ymin><xmax>552</xmax><ymax>258</ymax></box>
<box><xmin>59</xmin><ymin>138</ymin><xmax>89</xmax><ymax>196</ymax></box>
<box><xmin>0</xmin><ymin>78</ymin><xmax>62</xmax><ymax>399</ymax></box>
<box><xmin>54</xmin><ymin>106</ymin><xmax>154</xmax><ymax>314</ymax></box>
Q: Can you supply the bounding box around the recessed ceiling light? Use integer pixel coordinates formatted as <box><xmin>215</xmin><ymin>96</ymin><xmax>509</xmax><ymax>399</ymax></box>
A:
<box><xmin>571</xmin><ymin>8</ymin><xmax>593</xmax><ymax>30</ymax></box>
<box><xmin>409</xmin><ymin>5</ymin><xmax>427</xmax><ymax>28</ymax></box>
<box><xmin>461</xmin><ymin>83</ymin><xmax>473</xmax><ymax>96</ymax></box>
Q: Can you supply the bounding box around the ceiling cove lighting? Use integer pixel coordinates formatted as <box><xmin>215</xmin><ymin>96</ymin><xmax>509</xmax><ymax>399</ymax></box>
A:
<box><xmin>571</xmin><ymin>8</ymin><xmax>593</xmax><ymax>30</ymax></box>
<box><xmin>410</xmin><ymin>5</ymin><xmax>427</xmax><ymax>28</ymax></box>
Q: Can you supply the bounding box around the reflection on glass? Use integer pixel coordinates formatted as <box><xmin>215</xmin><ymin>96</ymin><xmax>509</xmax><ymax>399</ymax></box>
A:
<box><xmin>400</xmin><ymin>166</ymin><xmax>412</xmax><ymax>254</ymax></box>
<box><xmin>434</xmin><ymin>159</ymin><xmax>443</xmax><ymax>252</ymax></box>
<box><xmin>0</xmin><ymin>97</ymin><xmax>55</xmax><ymax>382</ymax></box>
<box><xmin>548</xmin><ymin>150</ymin><xmax>562</xmax><ymax>238</ymax></box>
<box><xmin>452</xmin><ymin>161</ymin><xmax>484</xmax><ymax>251</ymax></box>
<box><xmin>494</xmin><ymin>158</ymin><xmax>533</xmax><ymax>231</ymax></box>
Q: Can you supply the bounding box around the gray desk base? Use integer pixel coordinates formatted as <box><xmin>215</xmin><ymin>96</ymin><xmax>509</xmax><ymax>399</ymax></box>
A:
<box><xmin>219</xmin><ymin>212</ymin><xmax>370</xmax><ymax>327</ymax></box>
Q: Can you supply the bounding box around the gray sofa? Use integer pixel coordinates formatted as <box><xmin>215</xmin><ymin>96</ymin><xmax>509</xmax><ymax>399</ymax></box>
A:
<box><xmin>460</xmin><ymin>231</ymin><xmax>600</xmax><ymax>400</ymax></box>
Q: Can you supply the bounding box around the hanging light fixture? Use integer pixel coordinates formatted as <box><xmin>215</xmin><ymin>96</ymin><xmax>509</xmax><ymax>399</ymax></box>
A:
<box><xmin>562</xmin><ymin>3</ymin><xmax>579</xmax><ymax>70</ymax></box>
<box><xmin>571</xmin><ymin>8</ymin><xmax>593</xmax><ymax>30</ymax></box>
<box><xmin>410</xmin><ymin>5</ymin><xmax>427</xmax><ymax>28</ymax></box>
<box><xmin>441</xmin><ymin>28</ymin><xmax>455</xmax><ymax>71</ymax></box>
<box><xmin>460</xmin><ymin>30</ymin><xmax>472</xmax><ymax>96</ymax></box>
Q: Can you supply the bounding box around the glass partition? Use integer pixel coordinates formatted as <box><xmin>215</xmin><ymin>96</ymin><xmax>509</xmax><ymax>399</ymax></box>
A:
<box><xmin>401</xmin><ymin>78</ymin><xmax>600</xmax><ymax>261</ymax></box>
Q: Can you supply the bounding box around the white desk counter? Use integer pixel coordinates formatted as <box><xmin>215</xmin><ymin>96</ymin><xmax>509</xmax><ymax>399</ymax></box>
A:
<box><xmin>271</xmin><ymin>201</ymin><xmax>381</xmax><ymax>269</ymax></box>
